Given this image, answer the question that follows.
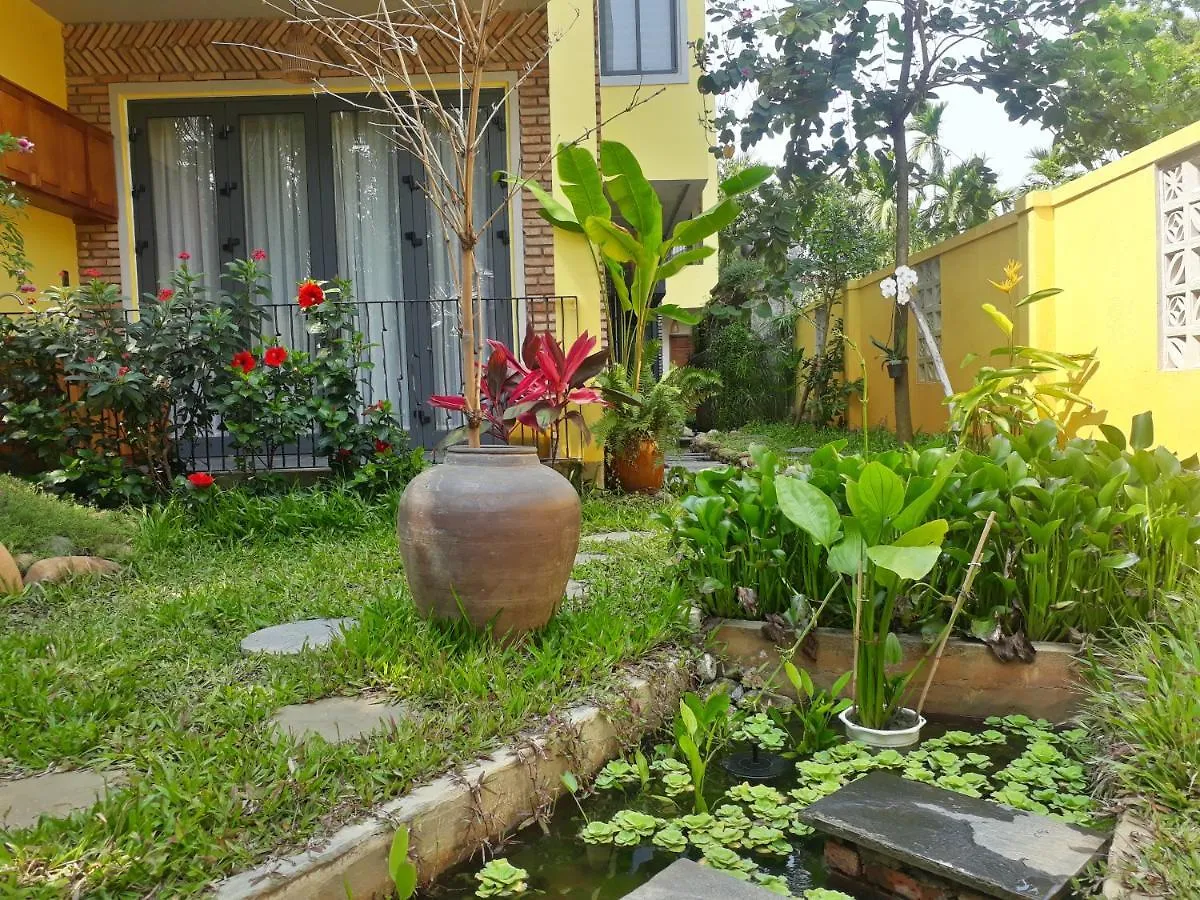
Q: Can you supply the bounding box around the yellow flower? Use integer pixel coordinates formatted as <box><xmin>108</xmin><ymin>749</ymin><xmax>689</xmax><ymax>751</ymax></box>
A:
<box><xmin>989</xmin><ymin>259</ymin><xmax>1023</xmax><ymax>294</ymax></box>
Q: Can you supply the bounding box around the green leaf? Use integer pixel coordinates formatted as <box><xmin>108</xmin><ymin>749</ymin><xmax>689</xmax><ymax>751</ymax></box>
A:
<box><xmin>828</xmin><ymin>520</ymin><xmax>866</xmax><ymax>576</ymax></box>
<box><xmin>656</xmin><ymin>303</ymin><xmax>704</xmax><ymax>326</ymax></box>
<box><xmin>776</xmin><ymin>475</ymin><xmax>842</xmax><ymax>547</ymax></box>
<box><xmin>557</xmin><ymin>142</ymin><xmax>610</xmax><ymax>224</ymax></box>
<box><xmin>981</xmin><ymin>303</ymin><xmax>1014</xmax><ymax>337</ymax></box>
<box><xmin>1099</xmin><ymin>423</ymin><xmax>1126</xmax><ymax>450</ymax></box>
<box><xmin>1130</xmin><ymin>411</ymin><xmax>1154</xmax><ymax>451</ymax></box>
<box><xmin>679</xmin><ymin>701</ymin><xmax>698</xmax><ymax>736</ymax></box>
<box><xmin>499</xmin><ymin>171</ymin><xmax>581</xmax><ymax>233</ymax></box>
<box><xmin>670</xmin><ymin>198</ymin><xmax>741</xmax><ymax>249</ymax></box>
<box><xmin>719</xmin><ymin>163</ymin><xmax>772</xmax><ymax>196</ymax></box>
<box><xmin>388</xmin><ymin>826</ymin><xmax>418</xmax><ymax>899</ymax></box>
<box><xmin>1015</xmin><ymin>287</ymin><xmax>1062</xmax><ymax>307</ymax></box>
<box><xmin>846</xmin><ymin>462</ymin><xmax>905</xmax><ymax>542</ymax></box>
<box><xmin>894</xmin><ymin>519</ymin><xmax>948</xmax><ymax>548</ymax></box>
<box><xmin>599</xmin><ymin>140</ymin><xmax>662</xmax><ymax>252</ymax></box>
<box><xmin>560</xmin><ymin>772</ymin><xmax>579</xmax><ymax>794</ymax></box>
<box><xmin>584</xmin><ymin>217</ymin><xmax>644</xmax><ymax>264</ymax></box>
<box><xmin>884</xmin><ymin>632</ymin><xmax>904</xmax><ymax>666</ymax></box>
<box><xmin>655</xmin><ymin>245</ymin><xmax>716</xmax><ymax>280</ymax></box>
<box><xmin>866</xmin><ymin>544</ymin><xmax>942</xmax><ymax>581</ymax></box>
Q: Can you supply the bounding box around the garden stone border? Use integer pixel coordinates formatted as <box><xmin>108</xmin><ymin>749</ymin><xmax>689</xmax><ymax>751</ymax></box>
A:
<box><xmin>214</xmin><ymin>654</ymin><xmax>692</xmax><ymax>900</ymax></box>
<box><xmin>709</xmin><ymin>620</ymin><xmax>1081</xmax><ymax>721</ymax></box>
<box><xmin>1102</xmin><ymin>812</ymin><xmax>1154</xmax><ymax>900</ymax></box>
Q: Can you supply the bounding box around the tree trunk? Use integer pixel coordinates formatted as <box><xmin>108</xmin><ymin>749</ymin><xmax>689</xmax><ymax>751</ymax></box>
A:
<box><xmin>459</xmin><ymin>55</ymin><xmax>486</xmax><ymax>448</ymax></box>
<box><xmin>891</xmin><ymin>120</ymin><xmax>914</xmax><ymax>444</ymax></box>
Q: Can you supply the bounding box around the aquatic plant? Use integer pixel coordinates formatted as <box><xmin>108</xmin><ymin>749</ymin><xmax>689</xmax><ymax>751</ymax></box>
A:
<box><xmin>474</xmin><ymin>859</ymin><xmax>529</xmax><ymax>898</ymax></box>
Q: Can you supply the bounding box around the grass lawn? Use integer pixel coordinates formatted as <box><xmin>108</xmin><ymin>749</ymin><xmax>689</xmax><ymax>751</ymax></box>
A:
<box><xmin>0</xmin><ymin>476</ymin><xmax>134</xmax><ymax>557</ymax></box>
<box><xmin>1083</xmin><ymin>591</ymin><xmax>1200</xmax><ymax>896</ymax></box>
<box><xmin>0</xmin><ymin>487</ymin><xmax>683</xmax><ymax>897</ymax></box>
<box><xmin>699</xmin><ymin>421</ymin><xmax>947</xmax><ymax>458</ymax></box>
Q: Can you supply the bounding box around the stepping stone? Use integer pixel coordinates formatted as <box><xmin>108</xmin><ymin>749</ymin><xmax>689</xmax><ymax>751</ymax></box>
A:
<box><xmin>799</xmin><ymin>772</ymin><xmax>1109</xmax><ymax>900</ymax></box>
<box><xmin>270</xmin><ymin>696</ymin><xmax>412</xmax><ymax>743</ymax></box>
<box><xmin>565</xmin><ymin>580</ymin><xmax>588</xmax><ymax>600</ymax></box>
<box><xmin>240</xmin><ymin>618</ymin><xmax>357</xmax><ymax>655</ymax></box>
<box><xmin>581</xmin><ymin>531</ymin><xmax>655</xmax><ymax>544</ymax></box>
<box><xmin>621</xmin><ymin>858</ymin><xmax>779</xmax><ymax>898</ymax></box>
<box><xmin>786</xmin><ymin>447</ymin><xmax>816</xmax><ymax>456</ymax></box>
<box><xmin>0</xmin><ymin>769</ymin><xmax>125</xmax><ymax>830</ymax></box>
<box><xmin>574</xmin><ymin>551</ymin><xmax>607</xmax><ymax>566</ymax></box>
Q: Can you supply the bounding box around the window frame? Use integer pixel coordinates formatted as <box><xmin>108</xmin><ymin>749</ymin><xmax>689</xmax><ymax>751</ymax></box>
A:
<box><xmin>599</xmin><ymin>0</ymin><xmax>689</xmax><ymax>85</ymax></box>
<box><xmin>128</xmin><ymin>92</ymin><xmax>511</xmax><ymax>305</ymax></box>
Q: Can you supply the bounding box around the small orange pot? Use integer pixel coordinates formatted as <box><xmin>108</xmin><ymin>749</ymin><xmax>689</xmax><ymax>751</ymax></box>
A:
<box><xmin>611</xmin><ymin>439</ymin><xmax>665</xmax><ymax>494</ymax></box>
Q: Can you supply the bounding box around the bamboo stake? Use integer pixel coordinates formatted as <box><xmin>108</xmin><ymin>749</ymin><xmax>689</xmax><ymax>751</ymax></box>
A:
<box><xmin>850</xmin><ymin>562</ymin><xmax>863</xmax><ymax>708</ymax></box>
<box><xmin>916</xmin><ymin>511</ymin><xmax>997</xmax><ymax>717</ymax></box>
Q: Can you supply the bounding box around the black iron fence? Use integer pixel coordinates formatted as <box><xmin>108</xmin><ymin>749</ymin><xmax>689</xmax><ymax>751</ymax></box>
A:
<box><xmin>4</xmin><ymin>295</ymin><xmax>584</xmax><ymax>474</ymax></box>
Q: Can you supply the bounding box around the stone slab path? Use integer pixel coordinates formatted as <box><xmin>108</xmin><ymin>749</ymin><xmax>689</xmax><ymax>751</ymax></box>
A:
<box><xmin>664</xmin><ymin>451</ymin><xmax>725</xmax><ymax>473</ymax></box>
<box><xmin>621</xmin><ymin>859</ymin><xmax>780</xmax><ymax>899</ymax></box>
<box><xmin>565</xmin><ymin>580</ymin><xmax>588</xmax><ymax>601</ymax></box>
<box><xmin>0</xmin><ymin>770</ymin><xmax>125</xmax><ymax>830</ymax></box>
<box><xmin>270</xmin><ymin>696</ymin><xmax>412</xmax><ymax>743</ymax></box>
<box><xmin>241</xmin><ymin>618</ymin><xmax>357</xmax><ymax>655</ymax></box>
<box><xmin>574</xmin><ymin>551</ymin><xmax>607</xmax><ymax>566</ymax></box>
<box><xmin>800</xmin><ymin>772</ymin><xmax>1109</xmax><ymax>900</ymax></box>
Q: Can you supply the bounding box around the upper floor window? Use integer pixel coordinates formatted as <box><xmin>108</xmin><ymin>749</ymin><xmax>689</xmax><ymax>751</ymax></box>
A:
<box><xmin>600</xmin><ymin>0</ymin><xmax>685</xmax><ymax>83</ymax></box>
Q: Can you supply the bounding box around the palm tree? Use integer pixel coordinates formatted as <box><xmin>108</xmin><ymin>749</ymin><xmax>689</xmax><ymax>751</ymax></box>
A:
<box><xmin>909</xmin><ymin>101</ymin><xmax>949</xmax><ymax>180</ymax></box>
<box><xmin>919</xmin><ymin>156</ymin><xmax>1009</xmax><ymax>245</ymax></box>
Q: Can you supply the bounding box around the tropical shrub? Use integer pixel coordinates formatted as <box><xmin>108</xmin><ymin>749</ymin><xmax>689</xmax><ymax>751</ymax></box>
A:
<box><xmin>0</xmin><ymin>256</ymin><xmax>418</xmax><ymax>504</ymax></box>
<box><xmin>668</xmin><ymin>413</ymin><xmax>1200</xmax><ymax>647</ymax></box>
<box><xmin>692</xmin><ymin>313</ymin><xmax>800</xmax><ymax>429</ymax></box>
<box><xmin>950</xmin><ymin>262</ymin><xmax>1104</xmax><ymax>448</ymax></box>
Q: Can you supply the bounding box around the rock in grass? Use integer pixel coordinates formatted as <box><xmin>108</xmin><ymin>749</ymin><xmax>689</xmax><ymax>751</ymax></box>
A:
<box><xmin>14</xmin><ymin>553</ymin><xmax>36</xmax><ymax>573</ymax></box>
<box><xmin>23</xmin><ymin>556</ymin><xmax>122</xmax><ymax>586</ymax></box>
<box><xmin>40</xmin><ymin>535</ymin><xmax>76</xmax><ymax>558</ymax></box>
<box><xmin>0</xmin><ymin>543</ymin><xmax>23</xmax><ymax>595</ymax></box>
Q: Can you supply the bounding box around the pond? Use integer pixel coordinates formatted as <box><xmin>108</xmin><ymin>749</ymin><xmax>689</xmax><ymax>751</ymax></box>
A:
<box><xmin>422</xmin><ymin>712</ymin><xmax>1097</xmax><ymax>899</ymax></box>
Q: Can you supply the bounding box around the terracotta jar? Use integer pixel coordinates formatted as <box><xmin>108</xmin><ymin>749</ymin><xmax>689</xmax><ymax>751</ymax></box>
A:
<box><xmin>396</xmin><ymin>445</ymin><xmax>580</xmax><ymax>635</ymax></box>
<box><xmin>611</xmin><ymin>439</ymin><xmax>665</xmax><ymax>494</ymax></box>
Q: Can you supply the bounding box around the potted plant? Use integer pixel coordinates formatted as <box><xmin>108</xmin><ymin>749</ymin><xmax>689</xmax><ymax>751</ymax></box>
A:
<box><xmin>510</xmin><ymin>141</ymin><xmax>770</xmax><ymax>491</ymax></box>
<box><xmin>595</xmin><ymin>365</ymin><xmax>719</xmax><ymax>493</ymax></box>
<box><xmin>772</xmin><ymin>456</ymin><xmax>963</xmax><ymax>747</ymax></box>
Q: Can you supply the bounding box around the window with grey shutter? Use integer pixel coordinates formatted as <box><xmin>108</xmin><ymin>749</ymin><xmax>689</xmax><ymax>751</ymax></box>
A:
<box><xmin>600</xmin><ymin>0</ymin><xmax>681</xmax><ymax>78</ymax></box>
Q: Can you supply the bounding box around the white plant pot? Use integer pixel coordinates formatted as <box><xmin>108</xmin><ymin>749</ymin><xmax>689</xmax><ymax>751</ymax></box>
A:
<box><xmin>839</xmin><ymin>706</ymin><xmax>926</xmax><ymax>748</ymax></box>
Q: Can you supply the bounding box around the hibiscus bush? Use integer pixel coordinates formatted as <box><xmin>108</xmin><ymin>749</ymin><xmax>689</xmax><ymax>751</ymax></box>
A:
<box><xmin>0</xmin><ymin>254</ymin><xmax>421</xmax><ymax>505</ymax></box>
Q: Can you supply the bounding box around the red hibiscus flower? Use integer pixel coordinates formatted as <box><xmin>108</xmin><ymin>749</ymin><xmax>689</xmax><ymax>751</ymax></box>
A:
<box><xmin>251</xmin><ymin>248</ymin><xmax>267</xmax><ymax>262</ymax></box>
<box><xmin>18</xmin><ymin>283</ymin><xmax>35</xmax><ymax>293</ymax></box>
<box><xmin>116</xmin><ymin>366</ymin><xmax>130</xmax><ymax>377</ymax></box>
<box><xmin>86</xmin><ymin>356</ymin><xmax>96</xmax><ymax>363</ymax></box>
<box><xmin>178</xmin><ymin>251</ymin><xmax>191</xmax><ymax>261</ymax></box>
<box><xmin>336</xmin><ymin>448</ymin><xmax>352</xmax><ymax>461</ymax></box>
<box><xmin>231</xmin><ymin>350</ymin><xmax>256</xmax><ymax>374</ymax></box>
<box><xmin>263</xmin><ymin>346</ymin><xmax>288</xmax><ymax>367</ymax></box>
<box><xmin>374</xmin><ymin>439</ymin><xmax>392</xmax><ymax>454</ymax></box>
<box><xmin>297</xmin><ymin>279</ymin><xmax>325</xmax><ymax>310</ymax></box>
<box><xmin>83</xmin><ymin>267</ymin><xmax>101</xmax><ymax>278</ymax></box>
<box><xmin>187</xmin><ymin>472</ymin><xmax>215</xmax><ymax>489</ymax></box>
<box><xmin>157</xmin><ymin>288</ymin><xmax>174</xmax><ymax>302</ymax></box>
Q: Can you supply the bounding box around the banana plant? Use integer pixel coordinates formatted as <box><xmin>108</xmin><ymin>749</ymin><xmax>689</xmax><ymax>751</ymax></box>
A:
<box><xmin>505</xmin><ymin>142</ymin><xmax>771</xmax><ymax>390</ymax></box>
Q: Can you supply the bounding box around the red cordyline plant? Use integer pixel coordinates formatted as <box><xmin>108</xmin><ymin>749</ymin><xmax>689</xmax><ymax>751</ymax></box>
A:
<box><xmin>431</xmin><ymin>325</ymin><xmax>608</xmax><ymax>460</ymax></box>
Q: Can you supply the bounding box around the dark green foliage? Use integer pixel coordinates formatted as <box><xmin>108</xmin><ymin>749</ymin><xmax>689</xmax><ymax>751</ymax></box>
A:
<box><xmin>668</xmin><ymin>414</ymin><xmax>1200</xmax><ymax>644</ymax></box>
<box><xmin>693</xmin><ymin>319</ymin><xmax>800</xmax><ymax>430</ymax></box>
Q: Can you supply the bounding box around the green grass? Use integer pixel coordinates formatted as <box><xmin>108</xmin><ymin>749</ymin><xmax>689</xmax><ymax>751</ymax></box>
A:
<box><xmin>0</xmin><ymin>476</ymin><xmax>134</xmax><ymax>556</ymax></box>
<box><xmin>0</xmin><ymin>487</ymin><xmax>682</xmax><ymax>897</ymax></box>
<box><xmin>701</xmin><ymin>421</ymin><xmax>948</xmax><ymax>458</ymax></box>
<box><xmin>1082</xmin><ymin>591</ymin><xmax>1200</xmax><ymax>896</ymax></box>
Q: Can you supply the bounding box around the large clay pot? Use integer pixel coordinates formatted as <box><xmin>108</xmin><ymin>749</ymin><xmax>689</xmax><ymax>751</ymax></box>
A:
<box><xmin>396</xmin><ymin>445</ymin><xmax>580</xmax><ymax>635</ymax></box>
<box><xmin>611</xmin><ymin>439</ymin><xmax>665</xmax><ymax>493</ymax></box>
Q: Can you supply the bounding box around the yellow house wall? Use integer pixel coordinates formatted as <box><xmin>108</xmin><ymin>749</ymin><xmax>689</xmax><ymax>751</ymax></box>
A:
<box><xmin>1037</xmin><ymin>122</ymin><xmax>1200</xmax><ymax>454</ymax></box>
<box><xmin>0</xmin><ymin>0</ymin><xmax>77</xmax><ymax>307</ymax></box>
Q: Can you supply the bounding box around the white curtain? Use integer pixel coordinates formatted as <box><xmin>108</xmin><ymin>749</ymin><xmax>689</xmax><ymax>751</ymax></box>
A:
<box><xmin>331</xmin><ymin>111</ymin><xmax>410</xmax><ymax>428</ymax></box>
<box><xmin>241</xmin><ymin>114</ymin><xmax>311</xmax><ymax>307</ymax></box>
<box><xmin>148</xmin><ymin>117</ymin><xmax>220</xmax><ymax>291</ymax></box>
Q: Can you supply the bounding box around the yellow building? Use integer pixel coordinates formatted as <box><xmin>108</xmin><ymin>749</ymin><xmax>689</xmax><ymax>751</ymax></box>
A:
<box><xmin>822</xmin><ymin>120</ymin><xmax>1200</xmax><ymax>455</ymax></box>
<box><xmin>1</xmin><ymin>0</ymin><xmax>717</xmax><ymax>461</ymax></box>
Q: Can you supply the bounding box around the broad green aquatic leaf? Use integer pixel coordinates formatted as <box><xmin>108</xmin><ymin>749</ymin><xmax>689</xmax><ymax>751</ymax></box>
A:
<box><xmin>894</xmin><ymin>519</ymin><xmax>949</xmax><ymax>548</ymax></box>
<box><xmin>884</xmin><ymin>632</ymin><xmax>904</xmax><ymax>666</ymax></box>
<box><xmin>776</xmin><ymin>476</ymin><xmax>842</xmax><ymax>547</ymax></box>
<box><xmin>388</xmin><ymin>826</ymin><xmax>418</xmax><ymax>899</ymax></box>
<box><xmin>866</xmin><ymin>544</ymin><xmax>942</xmax><ymax>581</ymax></box>
<box><xmin>679</xmin><ymin>702</ymin><xmax>698</xmax><ymax>736</ymax></box>
<box><xmin>846</xmin><ymin>462</ymin><xmax>905</xmax><ymax>542</ymax></box>
<box><xmin>1130</xmin><ymin>411</ymin><xmax>1154</xmax><ymax>451</ymax></box>
<box><xmin>828</xmin><ymin>520</ymin><xmax>866</xmax><ymax>576</ymax></box>
<box><xmin>560</xmin><ymin>772</ymin><xmax>579</xmax><ymax>794</ymax></box>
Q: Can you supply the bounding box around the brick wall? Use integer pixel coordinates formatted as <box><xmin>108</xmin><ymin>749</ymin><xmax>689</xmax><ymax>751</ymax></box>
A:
<box><xmin>62</xmin><ymin>16</ymin><xmax>555</xmax><ymax>299</ymax></box>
